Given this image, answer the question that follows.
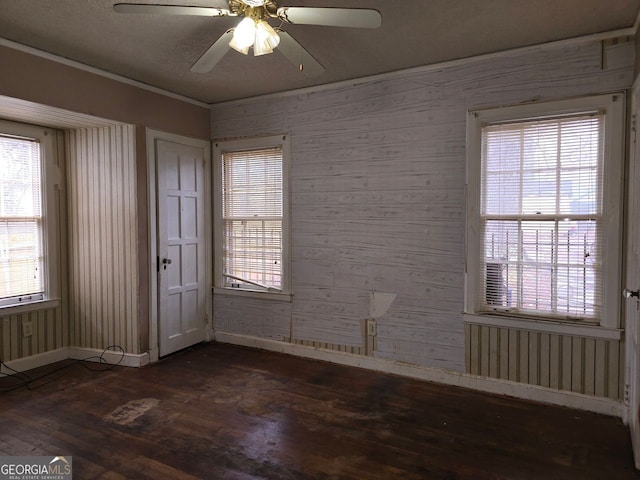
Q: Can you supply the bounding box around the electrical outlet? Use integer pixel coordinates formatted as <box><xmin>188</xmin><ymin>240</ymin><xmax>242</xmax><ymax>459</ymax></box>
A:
<box><xmin>366</xmin><ymin>319</ymin><xmax>376</xmax><ymax>336</ymax></box>
<box><xmin>22</xmin><ymin>320</ymin><xmax>33</xmax><ymax>338</ymax></box>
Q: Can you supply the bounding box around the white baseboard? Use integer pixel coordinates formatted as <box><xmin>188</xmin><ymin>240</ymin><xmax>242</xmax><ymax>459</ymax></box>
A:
<box><xmin>1</xmin><ymin>348</ymin><xmax>69</xmax><ymax>375</ymax></box>
<box><xmin>68</xmin><ymin>347</ymin><xmax>150</xmax><ymax>368</ymax></box>
<box><xmin>3</xmin><ymin>335</ymin><xmax>626</xmax><ymax>420</ymax></box>
<box><xmin>1</xmin><ymin>347</ymin><xmax>149</xmax><ymax>375</ymax></box>
<box><xmin>215</xmin><ymin>332</ymin><xmax>626</xmax><ymax>420</ymax></box>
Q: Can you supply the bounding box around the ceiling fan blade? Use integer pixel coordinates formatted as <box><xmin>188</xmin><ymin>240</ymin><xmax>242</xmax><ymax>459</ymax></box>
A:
<box><xmin>191</xmin><ymin>30</ymin><xmax>233</xmax><ymax>73</ymax></box>
<box><xmin>113</xmin><ymin>3</ymin><xmax>231</xmax><ymax>17</ymax></box>
<box><xmin>276</xmin><ymin>30</ymin><xmax>324</xmax><ymax>78</ymax></box>
<box><xmin>277</xmin><ymin>7</ymin><xmax>381</xmax><ymax>28</ymax></box>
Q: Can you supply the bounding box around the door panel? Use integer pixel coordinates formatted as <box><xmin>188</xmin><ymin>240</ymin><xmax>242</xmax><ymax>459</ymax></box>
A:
<box><xmin>157</xmin><ymin>139</ymin><xmax>207</xmax><ymax>356</ymax></box>
<box><xmin>626</xmin><ymin>91</ymin><xmax>640</xmax><ymax>469</ymax></box>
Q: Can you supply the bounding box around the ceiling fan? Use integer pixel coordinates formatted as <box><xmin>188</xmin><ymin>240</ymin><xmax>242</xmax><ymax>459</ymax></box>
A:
<box><xmin>113</xmin><ymin>1</ymin><xmax>382</xmax><ymax>77</ymax></box>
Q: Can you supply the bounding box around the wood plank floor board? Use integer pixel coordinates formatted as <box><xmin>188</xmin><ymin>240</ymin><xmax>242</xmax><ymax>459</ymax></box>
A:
<box><xmin>0</xmin><ymin>342</ymin><xmax>638</xmax><ymax>479</ymax></box>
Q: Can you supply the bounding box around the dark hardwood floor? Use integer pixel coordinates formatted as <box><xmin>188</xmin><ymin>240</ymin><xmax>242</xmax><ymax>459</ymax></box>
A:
<box><xmin>0</xmin><ymin>342</ymin><xmax>638</xmax><ymax>479</ymax></box>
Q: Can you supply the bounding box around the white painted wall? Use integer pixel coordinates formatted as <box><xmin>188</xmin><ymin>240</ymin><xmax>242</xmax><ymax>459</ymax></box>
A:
<box><xmin>211</xmin><ymin>39</ymin><xmax>634</xmax><ymax>377</ymax></box>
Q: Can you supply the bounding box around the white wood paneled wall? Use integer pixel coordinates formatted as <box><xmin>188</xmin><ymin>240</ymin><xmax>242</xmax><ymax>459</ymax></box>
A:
<box><xmin>287</xmin><ymin>337</ymin><xmax>365</xmax><ymax>356</ymax></box>
<box><xmin>66</xmin><ymin>125</ymin><xmax>139</xmax><ymax>353</ymax></box>
<box><xmin>465</xmin><ymin>323</ymin><xmax>624</xmax><ymax>400</ymax></box>
<box><xmin>214</xmin><ymin>296</ymin><xmax>292</xmax><ymax>341</ymax></box>
<box><xmin>211</xmin><ymin>40</ymin><xmax>634</xmax><ymax>381</ymax></box>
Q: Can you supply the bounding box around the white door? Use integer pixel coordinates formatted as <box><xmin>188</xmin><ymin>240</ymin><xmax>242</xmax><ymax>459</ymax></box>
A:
<box><xmin>626</xmin><ymin>88</ymin><xmax>640</xmax><ymax>469</ymax></box>
<box><xmin>157</xmin><ymin>139</ymin><xmax>207</xmax><ymax>356</ymax></box>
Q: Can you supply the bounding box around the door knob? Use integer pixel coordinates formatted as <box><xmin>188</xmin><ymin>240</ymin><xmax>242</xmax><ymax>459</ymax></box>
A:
<box><xmin>623</xmin><ymin>288</ymin><xmax>639</xmax><ymax>298</ymax></box>
<box><xmin>162</xmin><ymin>258</ymin><xmax>172</xmax><ymax>264</ymax></box>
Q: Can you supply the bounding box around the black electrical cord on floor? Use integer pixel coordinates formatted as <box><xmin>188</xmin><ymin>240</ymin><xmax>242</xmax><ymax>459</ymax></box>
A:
<box><xmin>0</xmin><ymin>345</ymin><xmax>125</xmax><ymax>393</ymax></box>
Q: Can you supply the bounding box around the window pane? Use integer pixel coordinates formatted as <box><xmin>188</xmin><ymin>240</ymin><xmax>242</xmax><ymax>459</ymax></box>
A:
<box><xmin>0</xmin><ymin>220</ymin><xmax>42</xmax><ymax>298</ymax></box>
<box><xmin>482</xmin><ymin>115</ymin><xmax>601</xmax><ymax>217</ymax></box>
<box><xmin>559</xmin><ymin>118</ymin><xmax>600</xmax><ymax>169</ymax></box>
<box><xmin>522</xmin><ymin>122</ymin><xmax>558</xmax><ymax>171</ymax></box>
<box><xmin>556</xmin><ymin>266</ymin><xmax>598</xmax><ymax>317</ymax></box>
<box><xmin>521</xmin><ymin>169</ymin><xmax>557</xmax><ymax>214</ymax></box>
<box><xmin>483</xmin><ymin>220</ymin><xmax>518</xmax><ymax>263</ymax></box>
<box><xmin>224</xmin><ymin>219</ymin><xmax>282</xmax><ymax>289</ymax></box>
<box><xmin>0</xmin><ymin>136</ymin><xmax>41</xmax><ymax>218</ymax></box>
<box><xmin>558</xmin><ymin>167</ymin><xmax>599</xmax><ymax>214</ymax></box>
<box><xmin>484</xmin><ymin>172</ymin><xmax>520</xmax><ymax>215</ymax></box>
<box><xmin>520</xmin><ymin>264</ymin><xmax>553</xmax><ymax>312</ymax></box>
<box><xmin>482</xmin><ymin>217</ymin><xmax>600</xmax><ymax>317</ymax></box>
<box><xmin>519</xmin><ymin>221</ymin><xmax>556</xmax><ymax>313</ymax></box>
<box><xmin>480</xmin><ymin>109</ymin><xmax>602</xmax><ymax>319</ymax></box>
<box><xmin>222</xmin><ymin>146</ymin><xmax>284</xmax><ymax>291</ymax></box>
<box><xmin>0</xmin><ymin>135</ymin><xmax>43</xmax><ymax>301</ymax></box>
<box><xmin>556</xmin><ymin>220</ymin><xmax>598</xmax><ymax>316</ymax></box>
<box><xmin>483</xmin><ymin>221</ymin><xmax>517</xmax><ymax>307</ymax></box>
<box><xmin>556</xmin><ymin>220</ymin><xmax>598</xmax><ymax>265</ymax></box>
<box><xmin>484</xmin><ymin>129</ymin><xmax>521</xmax><ymax>171</ymax></box>
<box><xmin>223</xmin><ymin>148</ymin><xmax>282</xmax><ymax>218</ymax></box>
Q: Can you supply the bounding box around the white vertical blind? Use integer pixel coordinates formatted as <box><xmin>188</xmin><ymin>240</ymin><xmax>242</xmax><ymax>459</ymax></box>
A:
<box><xmin>222</xmin><ymin>146</ymin><xmax>283</xmax><ymax>291</ymax></box>
<box><xmin>480</xmin><ymin>113</ymin><xmax>603</xmax><ymax>319</ymax></box>
<box><xmin>0</xmin><ymin>134</ymin><xmax>43</xmax><ymax>304</ymax></box>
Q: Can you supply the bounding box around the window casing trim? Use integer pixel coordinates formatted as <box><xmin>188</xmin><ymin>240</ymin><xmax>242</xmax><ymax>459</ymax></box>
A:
<box><xmin>213</xmin><ymin>286</ymin><xmax>292</xmax><ymax>302</ymax></box>
<box><xmin>465</xmin><ymin>94</ymin><xmax>625</xmax><ymax>330</ymax></box>
<box><xmin>462</xmin><ymin>313</ymin><xmax>622</xmax><ymax>341</ymax></box>
<box><xmin>0</xmin><ymin>119</ymin><xmax>60</xmax><ymax>310</ymax></box>
<box><xmin>0</xmin><ymin>298</ymin><xmax>60</xmax><ymax>316</ymax></box>
<box><xmin>213</xmin><ymin>134</ymin><xmax>291</xmax><ymax>298</ymax></box>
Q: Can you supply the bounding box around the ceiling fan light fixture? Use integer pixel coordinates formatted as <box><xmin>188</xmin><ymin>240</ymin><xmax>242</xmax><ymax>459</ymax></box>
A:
<box><xmin>253</xmin><ymin>20</ymin><xmax>280</xmax><ymax>56</ymax></box>
<box><xmin>241</xmin><ymin>0</ymin><xmax>266</xmax><ymax>6</ymax></box>
<box><xmin>229</xmin><ymin>17</ymin><xmax>256</xmax><ymax>55</ymax></box>
<box><xmin>116</xmin><ymin>2</ymin><xmax>382</xmax><ymax>75</ymax></box>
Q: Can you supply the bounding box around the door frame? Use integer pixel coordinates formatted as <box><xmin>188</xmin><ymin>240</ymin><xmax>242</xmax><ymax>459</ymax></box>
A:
<box><xmin>146</xmin><ymin>128</ymin><xmax>212</xmax><ymax>363</ymax></box>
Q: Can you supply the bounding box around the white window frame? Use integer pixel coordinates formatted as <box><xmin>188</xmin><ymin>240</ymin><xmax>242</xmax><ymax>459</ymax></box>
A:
<box><xmin>0</xmin><ymin>119</ymin><xmax>60</xmax><ymax>312</ymax></box>
<box><xmin>213</xmin><ymin>134</ymin><xmax>291</xmax><ymax>301</ymax></box>
<box><xmin>465</xmin><ymin>94</ymin><xmax>625</xmax><ymax>335</ymax></box>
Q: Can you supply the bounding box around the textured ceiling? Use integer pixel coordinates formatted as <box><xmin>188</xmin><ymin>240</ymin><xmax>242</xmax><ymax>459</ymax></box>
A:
<box><xmin>0</xmin><ymin>0</ymin><xmax>639</xmax><ymax>104</ymax></box>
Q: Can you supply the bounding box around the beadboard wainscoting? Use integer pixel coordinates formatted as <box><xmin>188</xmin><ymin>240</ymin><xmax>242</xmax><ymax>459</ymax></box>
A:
<box><xmin>0</xmin><ymin>303</ymin><xmax>65</xmax><ymax>362</ymax></box>
<box><xmin>211</xmin><ymin>38</ymin><xmax>634</xmax><ymax>400</ymax></box>
<box><xmin>66</xmin><ymin>125</ymin><xmax>140</xmax><ymax>354</ymax></box>
<box><xmin>465</xmin><ymin>323</ymin><xmax>624</xmax><ymax>400</ymax></box>
<box><xmin>287</xmin><ymin>337</ymin><xmax>366</xmax><ymax>356</ymax></box>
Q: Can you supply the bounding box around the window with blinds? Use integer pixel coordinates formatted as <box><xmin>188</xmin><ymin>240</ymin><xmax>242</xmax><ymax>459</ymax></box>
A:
<box><xmin>0</xmin><ymin>134</ymin><xmax>44</xmax><ymax>306</ymax></box>
<box><xmin>466</xmin><ymin>95</ymin><xmax>624</xmax><ymax>329</ymax></box>
<box><xmin>222</xmin><ymin>146</ymin><xmax>283</xmax><ymax>292</ymax></box>
<box><xmin>480</xmin><ymin>113</ymin><xmax>603</xmax><ymax>319</ymax></box>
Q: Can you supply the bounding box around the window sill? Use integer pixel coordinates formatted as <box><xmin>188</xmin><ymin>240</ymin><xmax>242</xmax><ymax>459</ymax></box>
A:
<box><xmin>463</xmin><ymin>313</ymin><xmax>622</xmax><ymax>341</ymax></box>
<box><xmin>213</xmin><ymin>287</ymin><xmax>292</xmax><ymax>302</ymax></box>
<box><xmin>0</xmin><ymin>298</ymin><xmax>60</xmax><ymax>317</ymax></box>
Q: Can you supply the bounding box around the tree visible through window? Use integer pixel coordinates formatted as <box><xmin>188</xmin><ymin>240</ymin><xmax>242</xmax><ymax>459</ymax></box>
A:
<box><xmin>480</xmin><ymin>114</ymin><xmax>603</xmax><ymax>319</ymax></box>
<box><xmin>0</xmin><ymin>135</ymin><xmax>44</xmax><ymax>304</ymax></box>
